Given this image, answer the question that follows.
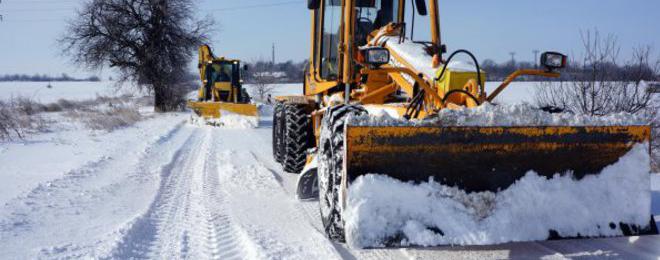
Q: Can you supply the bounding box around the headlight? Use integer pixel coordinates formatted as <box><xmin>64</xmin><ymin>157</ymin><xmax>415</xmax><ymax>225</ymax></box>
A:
<box><xmin>541</xmin><ymin>52</ymin><xmax>567</xmax><ymax>70</ymax></box>
<box><xmin>358</xmin><ymin>47</ymin><xmax>390</xmax><ymax>67</ymax></box>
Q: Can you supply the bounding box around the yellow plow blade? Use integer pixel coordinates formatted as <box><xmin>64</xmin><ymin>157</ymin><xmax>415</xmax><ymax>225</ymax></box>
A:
<box><xmin>345</xmin><ymin>125</ymin><xmax>651</xmax><ymax>192</ymax></box>
<box><xmin>187</xmin><ymin>101</ymin><xmax>258</xmax><ymax>118</ymax></box>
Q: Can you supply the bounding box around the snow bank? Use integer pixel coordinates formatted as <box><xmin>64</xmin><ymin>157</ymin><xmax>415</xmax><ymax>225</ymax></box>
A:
<box><xmin>344</xmin><ymin>144</ymin><xmax>652</xmax><ymax>248</ymax></box>
<box><xmin>353</xmin><ymin>103</ymin><xmax>647</xmax><ymax>127</ymax></box>
<box><xmin>190</xmin><ymin>112</ymin><xmax>258</xmax><ymax>129</ymax></box>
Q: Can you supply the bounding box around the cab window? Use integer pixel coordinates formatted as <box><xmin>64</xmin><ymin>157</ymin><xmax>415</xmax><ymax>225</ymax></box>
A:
<box><xmin>320</xmin><ymin>0</ymin><xmax>342</xmax><ymax>80</ymax></box>
<box><xmin>355</xmin><ymin>0</ymin><xmax>400</xmax><ymax>46</ymax></box>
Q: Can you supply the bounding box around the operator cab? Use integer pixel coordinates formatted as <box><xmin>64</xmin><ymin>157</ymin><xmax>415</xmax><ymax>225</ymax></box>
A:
<box><xmin>354</xmin><ymin>0</ymin><xmax>400</xmax><ymax>46</ymax></box>
<box><xmin>315</xmin><ymin>0</ymin><xmax>403</xmax><ymax>81</ymax></box>
<box><xmin>204</xmin><ymin>60</ymin><xmax>241</xmax><ymax>102</ymax></box>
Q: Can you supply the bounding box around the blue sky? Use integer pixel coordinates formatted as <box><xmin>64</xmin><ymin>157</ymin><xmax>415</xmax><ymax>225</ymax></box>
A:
<box><xmin>0</xmin><ymin>0</ymin><xmax>658</xmax><ymax>78</ymax></box>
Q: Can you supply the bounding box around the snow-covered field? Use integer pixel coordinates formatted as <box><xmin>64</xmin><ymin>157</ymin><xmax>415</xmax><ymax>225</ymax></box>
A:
<box><xmin>0</xmin><ymin>82</ymin><xmax>659</xmax><ymax>259</ymax></box>
<box><xmin>0</xmin><ymin>81</ymin><xmax>140</xmax><ymax>103</ymax></box>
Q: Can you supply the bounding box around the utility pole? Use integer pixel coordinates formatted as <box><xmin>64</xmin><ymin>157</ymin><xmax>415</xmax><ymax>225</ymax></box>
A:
<box><xmin>0</xmin><ymin>0</ymin><xmax>3</xmax><ymax>22</ymax></box>
<box><xmin>271</xmin><ymin>43</ymin><xmax>276</xmax><ymax>69</ymax></box>
<box><xmin>533</xmin><ymin>50</ymin><xmax>540</xmax><ymax>68</ymax></box>
<box><xmin>509</xmin><ymin>52</ymin><xmax>516</xmax><ymax>67</ymax></box>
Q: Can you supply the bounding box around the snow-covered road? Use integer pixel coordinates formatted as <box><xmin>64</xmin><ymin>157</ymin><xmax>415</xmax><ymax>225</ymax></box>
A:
<box><xmin>1</xmin><ymin>108</ymin><xmax>659</xmax><ymax>259</ymax></box>
<box><xmin>0</xmin><ymin>114</ymin><xmax>341</xmax><ymax>259</ymax></box>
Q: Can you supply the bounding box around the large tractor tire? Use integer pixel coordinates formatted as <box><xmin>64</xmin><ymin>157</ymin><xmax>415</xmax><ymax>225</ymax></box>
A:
<box><xmin>240</xmin><ymin>88</ymin><xmax>251</xmax><ymax>104</ymax></box>
<box><xmin>282</xmin><ymin>104</ymin><xmax>314</xmax><ymax>173</ymax></box>
<box><xmin>272</xmin><ymin>102</ymin><xmax>285</xmax><ymax>163</ymax></box>
<box><xmin>317</xmin><ymin>104</ymin><xmax>367</xmax><ymax>242</ymax></box>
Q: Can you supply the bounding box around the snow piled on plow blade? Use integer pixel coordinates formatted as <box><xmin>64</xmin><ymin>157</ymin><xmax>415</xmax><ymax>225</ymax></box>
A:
<box><xmin>344</xmin><ymin>144</ymin><xmax>653</xmax><ymax>248</ymax></box>
<box><xmin>189</xmin><ymin>112</ymin><xmax>258</xmax><ymax>128</ymax></box>
<box><xmin>352</xmin><ymin>103</ymin><xmax>648</xmax><ymax>127</ymax></box>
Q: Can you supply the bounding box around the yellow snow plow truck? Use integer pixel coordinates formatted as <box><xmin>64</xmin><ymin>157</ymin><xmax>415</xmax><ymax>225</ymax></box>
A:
<box><xmin>187</xmin><ymin>45</ymin><xmax>257</xmax><ymax>119</ymax></box>
<box><xmin>272</xmin><ymin>0</ymin><xmax>657</xmax><ymax>247</ymax></box>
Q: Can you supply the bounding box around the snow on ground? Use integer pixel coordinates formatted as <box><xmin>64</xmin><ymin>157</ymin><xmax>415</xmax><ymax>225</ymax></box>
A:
<box><xmin>0</xmin><ymin>81</ymin><xmax>140</xmax><ymax>103</ymax></box>
<box><xmin>0</xmin><ymin>83</ymin><xmax>342</xmax><ymax>259</ymax></box>
<box><xmin>345</xmin><ymin>144</ymin><xmax>652</xmax><ymax>248</ymax></box>
<box><xmin>0</xmin><ymin>113</ymin><xmax>341</xmax><ymax>259</ymax></box>
<box><xmin>485</xmin><ymin>81</ymin><xmax>541</xmax><ymax>104</ymax></box>
<box><xmin>190</xmin><ymin>113</ymin><xmax>259</xmax><ymax>129</ymax></box>
<box><xmin>1</xmin><ymin>82</ymin><xmax>659</xmax><ymax>259</ymax></box>
<box><xmin>653</xmin><ymin>174</ymin><xmax>660</xmax><ymax>222</ymax></box>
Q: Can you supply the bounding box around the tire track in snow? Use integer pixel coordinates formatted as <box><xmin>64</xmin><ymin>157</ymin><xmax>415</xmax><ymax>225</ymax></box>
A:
<box><xmin>199</xmin><ymin>134</ymin><xmax>258</xmax><ymax>260</ymax></box>
<box><xmin>0</xmin><ymin>119</ymin><xmax>192</xmax><ymax>259</ymax></box>
<box><xmin>203</xmin><ymin>128</ymin><xmax>342</xmax><ymax>260</ymax></box>
<box><xmin>110</xmin><ymin>127</ymin><xmax>256</xmax><ymax>259</ymax></box>
<box><xmin>109</xmin><ymin>127</ymin><xmax>206</xmax><ymax>258</ymax></box>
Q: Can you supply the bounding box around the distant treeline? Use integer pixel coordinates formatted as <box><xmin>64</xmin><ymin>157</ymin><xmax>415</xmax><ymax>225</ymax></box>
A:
<box><xmin>482</xmin><ymin>59</ymin><xmax>659</xmax><ymax>82</ymax></box>
<box><xmin>242</xmin><ymin>59</ymin><xmax>659</xmax><ymax>83</ymax></box>
<box><xmin>243</xmin><ymin>60</ymin><xmax>307</xmax><ymax>84</ymax></box>
<box><xmin>0</xmin><ymin>74</ymin><xmax>102</xmax><ymax>82</ymax></box>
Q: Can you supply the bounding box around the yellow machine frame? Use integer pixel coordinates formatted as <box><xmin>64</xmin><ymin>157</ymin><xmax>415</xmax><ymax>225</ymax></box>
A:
<box><xmin>187</xmin><ymin>45</ymin><xmax>257</xmax><ymax>118</ymax></box>
<box><xmin>301</xmin><ymin>0</ymin><xmax>565</xmax><ymax>135</ymax></box>
<box><xmin>273</xmin><ymin>0</ymin><xmax>656</xmax><ymax>243</ymax></box>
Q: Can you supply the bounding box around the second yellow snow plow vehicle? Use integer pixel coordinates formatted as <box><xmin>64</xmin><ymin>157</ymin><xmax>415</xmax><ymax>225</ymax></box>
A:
<box><xmin>187</xmin><ymin>45</ymin><xmax>257</xmax><ymax>119</ymax></box>
<box><xmin>272</xmin><ymin>0</ymin><xmax>657</xmax><ymax>248</ymax></box>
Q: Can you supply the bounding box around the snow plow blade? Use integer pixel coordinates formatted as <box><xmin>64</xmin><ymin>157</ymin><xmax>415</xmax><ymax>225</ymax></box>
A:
<box><xmin>187</xmin><ymin>101</ymin><xmax>258</xmax><ymax>118</ymax></box>
<box><xmin>345</xmin><ymin>125</ymin><xmax>651</xmax><ymax>193</ymax></box>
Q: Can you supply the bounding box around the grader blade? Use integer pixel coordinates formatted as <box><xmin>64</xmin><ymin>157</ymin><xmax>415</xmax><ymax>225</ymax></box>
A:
<box><xmin>344</xmin><ymin>125</ymin><xmax>651</xmax><ymax>193</ymax></box>
<box><xmin>188</xmin><ymin>101</ymin><xmax>258</xmax><ymax>118</ymax></box>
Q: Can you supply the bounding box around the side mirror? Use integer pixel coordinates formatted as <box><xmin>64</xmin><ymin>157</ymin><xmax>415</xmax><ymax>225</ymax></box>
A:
<box><xmin>243</xmin><ymin>65</ymin><xmax>249</xmax><ymax>71</ymax></box>
<box><xmin>308</xmin><ymin>0</ymin><xmax>320</xmax><ymax>10</ymax></box>
<box><xmin>415</xmin><ymin>0</ymin><xmax>428</xmax><ymax>16</ymax></box>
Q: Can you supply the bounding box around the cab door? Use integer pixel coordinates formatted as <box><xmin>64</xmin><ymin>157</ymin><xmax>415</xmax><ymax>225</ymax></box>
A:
<box><xmin>307</xmin><ymin>0</ymin><xmax>343</xmax><ymax>95</ymax></box>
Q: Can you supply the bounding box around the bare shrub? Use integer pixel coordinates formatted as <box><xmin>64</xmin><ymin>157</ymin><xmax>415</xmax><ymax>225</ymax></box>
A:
<box><xmin>535</xmin><ymin>29</ymin><xmax>660</xmax><ymax>168</ymax></box>
<box><xmin>0</xmin><ymin>101</ymin><xmax>24</xmax><ymax>140</ymax></box>
<box><xmin>250</xmin><ymin>73</ymin><xmax>276</xmax><ymax>103</ymax></box>
<box><xmin>84</xmin><ymin>106</ymin><xmax>142</xmax><ymax>131</ymax></box>
<box><xmin>536</xmin><ymin>31</ymin><xmax>656</xmax><ymax>116</ymax></box>
<box><xmin>65</xmin><ymin>104</ymin><xmax>142</xmax><ymax>131</ymax></box>
<box><xmin>14</xmin><ymin>96</ymin><xmax>46</xmax><ymax>116</ymax></box>
<box><xmin>0</xmin><ymin>99</ymin><xmax>48</xmax><ymax>140</ymax></box>
<box><xmin>43</xmin><ymin>103</ymin><xmax>64</xmax><ymax>113</ymax></box>
<box><xmin>56</xmin><ymin>99</ymin><xmax>79</xmax><ymax>111</ymax></box>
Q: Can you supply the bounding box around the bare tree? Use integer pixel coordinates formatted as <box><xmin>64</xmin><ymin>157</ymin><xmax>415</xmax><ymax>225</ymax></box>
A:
<box><xmin>60</xmin><ymin>0</ymin><xmax>212</xmax><ymax>112</ymax></box>
<box><xmin>245</xmin><ymin>58</ymin><xmax>277</xmax><ymax>102</ymax></box>
<box><xmin>250</xmin><ymin>71</ymin><xmax>276</xmax><ymax>103</ymax></box>
<box><xmin>536</xmin><ymin>30</ymin><xmax>656</xmax><ymax>116</ymax></box>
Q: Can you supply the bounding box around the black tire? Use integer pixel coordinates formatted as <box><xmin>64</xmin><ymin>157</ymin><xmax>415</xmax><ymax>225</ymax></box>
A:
<box><xmin>272</xmin><ymin>102</ymin><xmax>285</xmax><ymax>163</ymax></box>
<box><xmin>282</xmin><ymin>104</ymin><xmax>314</xmax><ymax>173</ymax></box>
<box><xmin>317</xmin><ymin>104</ymin><xmax>367</xmax><ymax>242</ymax></box>
<box><xmin>240</xmin><ymin>88</ymin><xmax>251</xmax><ymax>103</ymax></box>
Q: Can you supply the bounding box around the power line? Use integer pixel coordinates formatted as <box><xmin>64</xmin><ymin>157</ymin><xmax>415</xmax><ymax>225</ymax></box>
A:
<box><xmin>1</xmin><ymin>8</ymin><xmax>74</xmax><ymax>13</ymax></box>
<box><xmin>207</xmin><ymin>0</ymin><xmax>303</xmax><ymax>12</ymax></box>
<box><xmin>1</xmin><ymin>0</ymin><xmax>305</xmax><ymax>23</ymax></box>
<box><xmin>3</xmin><ymin>0</ymin><xmax>79</xmax><ymax>4</ymax></box>
<box><xmin>2</xmin><ymin>1</ymin><xmax>303</xmax><ymax>15</ymax></box>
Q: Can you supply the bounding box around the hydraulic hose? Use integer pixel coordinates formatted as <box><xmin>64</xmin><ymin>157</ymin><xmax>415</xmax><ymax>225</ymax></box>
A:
<box><xmin>434</xmin><ymin>49</ymin><xmax>484</xmax><ymax>99</ymax></box>
<box><xmin>441</xmin><ymin>89</ymin><xmax>481</xmax><ymax>106</ymax></box>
